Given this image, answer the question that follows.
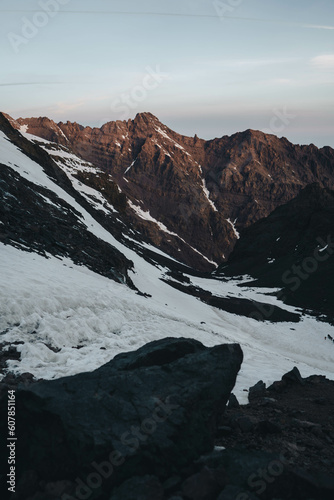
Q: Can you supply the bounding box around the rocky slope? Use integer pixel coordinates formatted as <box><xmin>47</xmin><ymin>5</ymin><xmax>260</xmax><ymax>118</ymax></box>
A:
<box><xmin>0</xmin><ymin>338</ymin><xmax>243</xmax><ymax>500</ymax></box>
<box><xmin>218</xmin><ymin>367</ymin><xmax>334</xmax><ymax>480</ymax></box>
<box><xmin>9</xmin><ymin>112</ymin><xmax>334</xmax><ymax>271</ymax></box>
<box><xmin>0</xmin><ymin>113</ymin><xmax>135</xmax><ymax>287</ymax></box>
<box><xmin>1</xmin><ymin>342</ymin><xmax>333</xmax><ymax>500</ymax></box>
<box><xmin>219</xmin><ymin>184</ymin><xmax>334</xmax><ymax>320</ymax></box>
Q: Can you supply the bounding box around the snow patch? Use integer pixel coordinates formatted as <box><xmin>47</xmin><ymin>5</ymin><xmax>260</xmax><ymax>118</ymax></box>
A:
<box><xmin>124</xmin><ymin>158</ymin><xmax>136</xmax><ymax>175</ymax></box>
<box><xmin>19</xmin><ymin>124</ymin><xmax>28</xmax><ymax>134</ymax></box>
<box><xmin>202</xmin><ymin>179</ymin><xmax>218</xmax><ymax>212</ymax></box>
<box><xmin>226</xmin><ymin>218</ymin><xmax>240</xmax><ymax>239</ymax></box>
<box><xmin>155</xmin><ymin>126</ymin><xmax>190</xmax><ymax>156</ymax></box>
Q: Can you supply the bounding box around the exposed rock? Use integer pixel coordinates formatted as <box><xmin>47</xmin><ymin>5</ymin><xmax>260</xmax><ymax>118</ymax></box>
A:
<box><xmin>227</xmin><ymin>393</ymin><xmax>240</xmax><ymax>409</ymax></box>
<box><xmin>163</xmin><ymin>278</ymin><xmax>300</xmax><ymax>323</ymax></box>
<box><xmin>221</xmin><ymin>183</ymin><xmax>334</xmax><ymax>319</ymax></box>
<box><xmin>0</xmin><ymin>113</ymin><xmax>135</xmax><ymax>288</ymax></box>
<box><xmin>0</xmin><ymin>161</ymin><xmax>135</xmax><ymax>287</ymax></box>
<box><xmin>249</xmin><ymin>380</ymin><xmax>266</xmax><ymax>401</ymax></box>
<box><xmin>282</xmin><ymin>366</ymin><xmax>305</xmax><ymax>385</ymax></box>
<box><xmin>217</xmin><ymin>373</ymin><xmax>334</xmax><ymax>478</ymax></box>
<box><xmin>0</xmin><ymin>338</ymin><xmax>243</xmax><ymax>499</ymax></box>
<box><xmin>236</xmin><ymin>416</ymin><xmax>256</xmax><ymax>433</ymax></box>
<box><xmin>181</xmin><ymin>466</ymin><xmax>224</xmax><ymax>499</ymax></box>
<box><xmin>11</xmin><ymin>112</ymin><xmax>334</xmax><ymax>271</ymax></box>
<box><xmin>257</xmin><ymin>420</ymin><xmax>282</xmax><ymax>435</ymax></box>
<box><xmin>199</xmin><ymin>447</ymin><xmax>334</xmax><ymax>500</ymax></box>
<box><xmin>109</xmin><ymin>475</ymin><xmax>164</xmax><ymax>500</ymax></box>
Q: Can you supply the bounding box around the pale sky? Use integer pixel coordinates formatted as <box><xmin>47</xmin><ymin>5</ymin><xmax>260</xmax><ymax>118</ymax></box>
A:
<box><xmin>0</xmin><ymin>0</ymin><xmax>333</xmax><ymax>147</ymax></box>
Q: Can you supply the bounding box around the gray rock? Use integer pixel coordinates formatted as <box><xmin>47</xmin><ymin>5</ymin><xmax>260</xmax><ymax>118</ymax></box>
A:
<box><xmin>282</xmin><ymin>366</ymin><xmax>305</xmax><ymax>385</ymax></box>
<box><xmin>181</xmin><ymin>466</ymin><xmax>223</xmax><ymax>500</ymax></box>
<box><xmin>236</xmin><ymin>416</ymin><xmax>255</xmax><ymax>433</ymax></box>
<box><xmin>109</xmin><ymin>475</ymin><xmax>163</xmax><ymax>500</ymax></box>
<box><xmin>248</xmin><ymin>380</ymin><xmax>266</xmax><ymax>401</ymax></box>
<box><xmin>0</xmin><ymin>338</ymin><xmax>243</xmax><ymax>498</ymax></box>
<box><xmin>227</xmin><ymin>393</ymin><xmax>240</xmax><ymax>409</ymax></box>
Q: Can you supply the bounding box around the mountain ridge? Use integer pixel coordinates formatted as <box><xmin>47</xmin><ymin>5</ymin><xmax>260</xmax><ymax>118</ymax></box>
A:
<box><xmin>4</xmin><ymin>111</ymin><xmax>334</xmax><ymax>271</ymax></box>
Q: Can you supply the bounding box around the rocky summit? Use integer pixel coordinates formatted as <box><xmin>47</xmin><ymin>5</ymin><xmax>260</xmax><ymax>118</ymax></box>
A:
<box><xmin>9</xmin><ymin>112</ymin><xmax>334</xmax><ymax>271</ymax></box>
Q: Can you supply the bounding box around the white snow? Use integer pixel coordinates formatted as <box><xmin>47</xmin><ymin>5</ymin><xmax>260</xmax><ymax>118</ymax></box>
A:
<box><xmin>1</xmin><ymin>243</ymin><xmax>334</xmax><ymax>404</ymax></box>
<box><xmin>201</xmin><ymin>177</ymin><xmax>218</xmax><ymax>212</ymax></box>
<box><xmin>319</xmin><ymin>244</ymin><xmax>329</xmax><ymax>253</ymax></box>
<box><xmin>57</xmin><ymin>127</ymin><xmax>68</xmax><ymax>141</ymax></box>
<box><xmin>226</xmin><ymin>218</ymin><xmax>240</xmax><ymax>239</ymax></box>
<box><xmin>155</xmin><ymin>126</ymin><xmax>191</xmax><ymax>156</ymax></box>
<box><xmin>155</xmin><ymin>142</ymin><xmax>172</xmax><ymax>157</ymax></box>
<box><xmin>197</xmin><ymin>164</ymin><xmax>218</xmax><ymax>211</ymax></box>
<box><xmin>1</xmin><ymin>129</ymin><xmax>334</xmax><ymax>405</ymax></box>
<box><xmin>128</xmin><ymin>201</ymin><xmax>218</xmax><ymax>267</ymax></box>
<box><xmin>20</xmin><ymin>131</ymin><xmax>53</xmax><ymax>144</ymax></box>
<box><xmin>124</xmin><ymin>159</ymin><xmax>136</xmax><ymax>175</ymax></box>
<box><xmin>19</xmin><ymin>124</ymin><xmax>28</xmax><ymax>134</ymax></box>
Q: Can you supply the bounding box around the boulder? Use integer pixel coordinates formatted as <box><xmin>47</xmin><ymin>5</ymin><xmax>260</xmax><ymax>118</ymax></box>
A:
<box><xmin>248</xmin><ymin>380</ymin><xmax>266</xmax><ymax>401</ymax></box>
<box><xmin>0</xmin><ymin>338</ymin><xmax>243</xmax><ymax>499</ymax></box>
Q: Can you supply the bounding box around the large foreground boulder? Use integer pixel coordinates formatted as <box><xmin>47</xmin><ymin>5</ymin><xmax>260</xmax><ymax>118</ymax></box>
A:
<box><xmin>0</xmin><ymin>338</ymin><xmax>243</xmax><ymax>500</ymax></box>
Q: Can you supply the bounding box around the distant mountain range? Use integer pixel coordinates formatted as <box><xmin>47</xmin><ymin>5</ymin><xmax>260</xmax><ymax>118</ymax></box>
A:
<box><xmin>1</xmin><ymin>110</ymin><xmax>334</xmax><ymax>500</ymax></box>
<box><xmin>5</xmin><ymin>111</ymin><xmax>334</xmax><ymax>271</ymax></box>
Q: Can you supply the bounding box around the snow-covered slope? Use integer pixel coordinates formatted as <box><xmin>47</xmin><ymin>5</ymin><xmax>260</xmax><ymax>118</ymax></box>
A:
<box><xmin>1</xmin><ymin>126</ymin><xmax>334</xmax><ymax>403</ymax></box>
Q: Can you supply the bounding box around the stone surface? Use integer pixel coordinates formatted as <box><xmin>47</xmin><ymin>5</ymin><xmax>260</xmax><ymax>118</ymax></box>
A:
<box><xmin>221</xmin><ymin>183</ymin><xmax>334</xmax><ymax>319</ymax></box>
<box><xmin>0</xmin><ymin>338</ymin><xmax>243</xmax><ymax>499</ymax></box>
<box><xmin>249</xmin><ymin>380</ymin><xmax>266</xmax><ymax>401</ymax></box>
<box><xmin>10</xmin><ymin>112</ymin><xmax>334</xmax><ymax>271</ymax></box>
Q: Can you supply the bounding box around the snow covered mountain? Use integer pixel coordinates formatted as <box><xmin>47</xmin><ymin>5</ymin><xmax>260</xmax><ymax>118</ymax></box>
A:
<box><xmin>8</xmin><ymin>112</ymin><xmax>334</xmax><ymax>271</ymax></box>
<box><xmin>1</xmin><ymin>112</ymin><xmax>334</xmax><ymax>403</ymax></box>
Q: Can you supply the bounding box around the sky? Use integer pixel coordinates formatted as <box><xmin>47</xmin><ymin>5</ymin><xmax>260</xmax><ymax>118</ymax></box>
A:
<box><xmin>0</xmin><ymin>0</ymin><xmax>333</xmax><ymax>147</ymax></box>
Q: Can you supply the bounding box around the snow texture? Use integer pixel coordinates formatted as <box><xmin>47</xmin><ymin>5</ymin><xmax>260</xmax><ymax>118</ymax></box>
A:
<box><xmin>1</xmin><ymin>130</ymin><xmax>334</xmax><ymax>404</ymax></box>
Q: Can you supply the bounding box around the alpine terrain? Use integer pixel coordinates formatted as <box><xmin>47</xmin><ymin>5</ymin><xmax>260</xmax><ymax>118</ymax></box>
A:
<box><xmin>0</xmin><ymin>111</ymin><xmax>334</xmax><ymax>500</ymax></box>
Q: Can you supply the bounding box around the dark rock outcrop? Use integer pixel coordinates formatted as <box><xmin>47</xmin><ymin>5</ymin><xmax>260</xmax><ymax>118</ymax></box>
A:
<box><xmin>0</xmin><ymin>338</ymin><xmax>243</xmax><ymax>499</ymax></box>
<box><xmin>217</xmin><ymin>370</ymin><xmax>334</xmax><ymax>483</ymax></box>
<box><xmin>0</xmin><ymin>113</ymin><xmax>135</xmax><ymax>287</ymax></box>
<box><xmin>220</xmin><ymin>183</ymin><xmax>334</xmax><ymax>318</ymax></box>
<box><xmin>0</xmin><ymin>162</ymin><xmax>134</xmax><ymax>287</ymax></box>
<box><xmin>162</xmin><ymin>279</ymin><xmax>300</xmax><ymax>323</ymax></box>
<box><xmin>1</xmin><ymin>342</ymin><xmax>333</xmax><ymax>500</ymax></box>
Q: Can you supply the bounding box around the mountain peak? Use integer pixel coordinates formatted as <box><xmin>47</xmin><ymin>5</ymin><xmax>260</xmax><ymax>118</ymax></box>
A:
<box><xmin>134</xmin><ymin>111</ymin><xmax>159</xmax><ymax>121</ymax></box>
<box><xmin>133</xmin><ymin>112</ymin><xmax>161</xmax><ymax>127</ymax></box>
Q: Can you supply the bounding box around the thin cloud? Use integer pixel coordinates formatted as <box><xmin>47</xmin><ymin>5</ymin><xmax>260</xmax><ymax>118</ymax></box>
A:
<box><xmin>311</xmin><ymin>55</ymin><xmax>334</xmax><ymax>69</ymax></box>
<box><xmin>0</xmin><ymin>82</ymin><xmax>64</xmax><ymax>87</ymax></box>
<box><xmin>218</xmin><ymin>57</ymin><xmax>298</xmax><ymax>68</ymax></box>
<box><xmin>0</xmin><ymin>9</ymin><xmax>333</xmax><ymax>29</ymax></box>
<box><xmin>302</xmin><ymin>24</ymin><xmax>334</xmax><ymax>30</ymax></box>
